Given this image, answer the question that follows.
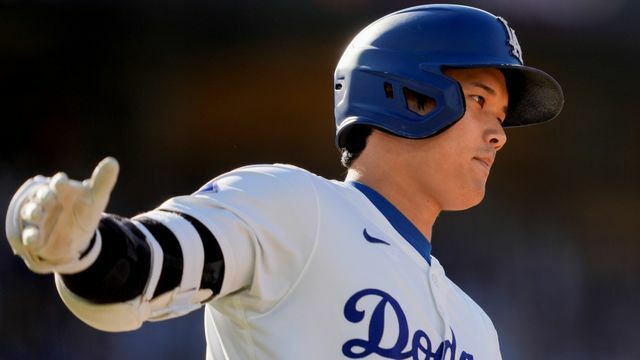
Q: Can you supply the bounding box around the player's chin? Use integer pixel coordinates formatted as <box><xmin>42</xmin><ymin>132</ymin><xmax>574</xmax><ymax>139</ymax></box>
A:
<box><xmin>443</xmin><ymin>186</ymin><xmax>486</xmax><ymax>211</ymax></box>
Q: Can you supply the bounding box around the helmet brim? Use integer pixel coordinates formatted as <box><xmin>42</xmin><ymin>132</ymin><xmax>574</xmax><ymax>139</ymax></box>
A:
<box><xmin>498</xmin><ymin>64</ymin><xmax>564</xmax><ymax>127</ymax></box>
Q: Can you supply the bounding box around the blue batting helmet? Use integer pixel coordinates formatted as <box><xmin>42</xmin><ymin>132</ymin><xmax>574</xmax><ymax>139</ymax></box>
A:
<box><xmin>334</xmin><ymin>4</ymin><xmax>564</xmax><ymax>149</ymax></box>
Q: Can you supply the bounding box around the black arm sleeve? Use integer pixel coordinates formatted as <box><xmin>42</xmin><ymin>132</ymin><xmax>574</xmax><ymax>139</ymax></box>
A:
<box><xmin>62</xmin><ymin>215</ymin><xmax>151</xmax><ymax>303</ymax></box>
<box><xmin>61</xmin><ymin>213</ymin><xmax>225</xmax><ymax>304</ymax></box>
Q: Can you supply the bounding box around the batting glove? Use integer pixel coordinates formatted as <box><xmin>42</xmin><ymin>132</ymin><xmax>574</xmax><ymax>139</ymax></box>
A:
<box><xmin>5</xmin><ymin>157</ymin><xmax>119</xmax><ymax>274</ymax></box>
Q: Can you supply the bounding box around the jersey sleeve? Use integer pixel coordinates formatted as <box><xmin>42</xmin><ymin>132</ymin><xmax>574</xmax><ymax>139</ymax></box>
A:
<box><xmin>152</xmin><ymin>164</ymin><xmax>320</xmax><ymax>311</ymax></box>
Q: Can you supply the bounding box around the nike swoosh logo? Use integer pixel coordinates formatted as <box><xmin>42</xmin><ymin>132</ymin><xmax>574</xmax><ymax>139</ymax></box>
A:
<box><xmin>363</xmin><ymin>228</ymin><xmax>390</xmax><ymax>246</ymax></box>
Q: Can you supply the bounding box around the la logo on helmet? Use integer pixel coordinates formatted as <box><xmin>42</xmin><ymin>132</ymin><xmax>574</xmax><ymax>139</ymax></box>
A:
<box><xmin>497</xmin><ymin>17</ymin><xmax>523</xmax><ymax>64</ymax></box>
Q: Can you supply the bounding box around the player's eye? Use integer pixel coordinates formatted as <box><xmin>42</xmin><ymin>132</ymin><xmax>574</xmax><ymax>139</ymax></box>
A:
<box><xmin>470</xmin><ymin>95</ymin><xmax>485</xmax><ymax>107</ymax></box>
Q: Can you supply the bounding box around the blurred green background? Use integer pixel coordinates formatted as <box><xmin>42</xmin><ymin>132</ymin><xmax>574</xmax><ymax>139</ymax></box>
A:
<box><xmin>1</xmin><ymin>0</ymin><xmax>638</xmax><ymax>359</ymax></box>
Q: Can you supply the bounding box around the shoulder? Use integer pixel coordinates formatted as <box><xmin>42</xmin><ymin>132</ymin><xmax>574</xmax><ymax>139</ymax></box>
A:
<box><xmin>225</xmin><ymin>163</ymin><xmax>313</xmax><ymax>177</ymax></box>
<box><xmin>186</xmin><ymin>164</ymin><xmax>330</xmax><ymax>224</ymax></box>
<box><xmin>196</xmin><ymin>164</ymin><xmax>319</xmax><ymax>195</ymax></box>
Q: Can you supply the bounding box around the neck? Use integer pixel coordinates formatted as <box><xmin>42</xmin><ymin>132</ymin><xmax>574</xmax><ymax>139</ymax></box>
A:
<box><xmin>346</xmin><ymin>167</ymin><xmax>441</xmax><ymax>242</ymax></box>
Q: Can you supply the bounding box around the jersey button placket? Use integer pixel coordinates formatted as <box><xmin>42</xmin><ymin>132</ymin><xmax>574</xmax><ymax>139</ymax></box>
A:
<box><xmin>429</xmin><ymin>265</ymin><xmax>451</xmax><ymax>343</ymax></box>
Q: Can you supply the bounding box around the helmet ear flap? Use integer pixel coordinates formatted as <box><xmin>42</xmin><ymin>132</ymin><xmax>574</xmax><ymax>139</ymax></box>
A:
<box><xmin>335</xmin><ymin>66</ymin><xmax>466</xmax><ymax>148</ymax></box>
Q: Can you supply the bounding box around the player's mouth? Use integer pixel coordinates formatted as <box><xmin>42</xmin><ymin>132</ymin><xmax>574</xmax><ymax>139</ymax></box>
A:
<box><xmin>473</xmin><ymin>156</ymin><xmax>493</xmax><ymax>171</ymax></box>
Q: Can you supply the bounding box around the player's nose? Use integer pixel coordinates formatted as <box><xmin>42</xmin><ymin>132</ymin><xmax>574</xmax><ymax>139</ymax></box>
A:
<box><xmin>486</xmin><ymin>121</ymin><xmax>507</xmax><ymax>151</ymax></box>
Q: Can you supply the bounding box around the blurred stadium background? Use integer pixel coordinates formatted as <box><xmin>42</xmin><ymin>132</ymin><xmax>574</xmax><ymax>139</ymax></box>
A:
<box><xmin>1</xmin><ymin>0</ymin><xmax>638</xmax><ymax>359</ymax></box>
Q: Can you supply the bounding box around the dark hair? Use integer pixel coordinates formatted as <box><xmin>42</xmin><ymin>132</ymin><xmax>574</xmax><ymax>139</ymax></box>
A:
<box><xmin>340</xmin><ymin>125</ymin><xmax>373</xmax><ymax>168</ymax></box>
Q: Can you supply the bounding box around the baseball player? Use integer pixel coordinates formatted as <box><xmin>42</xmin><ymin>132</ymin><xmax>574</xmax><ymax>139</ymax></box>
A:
<box><xmin>6</xmin><ymin>4</ymin><xmax>563</xmax><ymax>360</ymax></box>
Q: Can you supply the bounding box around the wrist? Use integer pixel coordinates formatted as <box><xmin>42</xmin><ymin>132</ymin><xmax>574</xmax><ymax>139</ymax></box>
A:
<box><xmin>53</xmin><ymin>230</ymin><xmax>103</xmax><ymax>274</ymax></box>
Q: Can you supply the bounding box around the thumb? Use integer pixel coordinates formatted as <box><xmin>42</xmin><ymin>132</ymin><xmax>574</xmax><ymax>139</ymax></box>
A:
<box><xmin>86</xmin><ymin>157</ymin><xmax>120</xmax><ymax>205</ymax></box>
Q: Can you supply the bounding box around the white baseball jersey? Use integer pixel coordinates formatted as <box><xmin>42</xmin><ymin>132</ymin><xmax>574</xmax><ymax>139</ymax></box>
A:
<box><xmin>152</xmin><ymin>164</ymin><xmax>502</xmax><ymax>359</ymax></box>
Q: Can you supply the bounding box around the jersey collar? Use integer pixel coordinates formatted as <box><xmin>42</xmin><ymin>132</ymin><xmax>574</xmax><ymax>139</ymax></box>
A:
<box><xmin>348</xmin><ymin>181</ymin><xmax>432</xmax><ymax>265</ymax></box>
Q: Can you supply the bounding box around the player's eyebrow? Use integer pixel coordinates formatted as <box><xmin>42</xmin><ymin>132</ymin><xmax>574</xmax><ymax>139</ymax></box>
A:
<box><xmin>470</xmin><ymin>81</ymin><xmax>509</xmax><ymax>115</ymax></box>
<box><xmin>471</xmin><ymin>81</ymin><xmax>496</xmax><ymax>95</ymax></box>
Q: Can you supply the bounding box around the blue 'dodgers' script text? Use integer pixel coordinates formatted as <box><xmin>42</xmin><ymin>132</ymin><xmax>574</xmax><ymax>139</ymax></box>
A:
<box><xmin>342</xmin><ymin>288</ymin><xmax>474</xmax><ymax>360</ymax></box>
